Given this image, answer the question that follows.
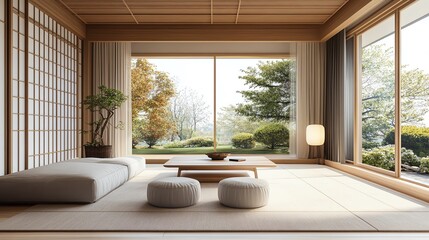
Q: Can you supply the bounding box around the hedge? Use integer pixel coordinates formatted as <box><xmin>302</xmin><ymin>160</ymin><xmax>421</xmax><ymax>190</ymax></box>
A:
<box><xmin>185</xmin><ymin>137</ymin><xmax>214</xmax><ymax>147</ymax></box>
<box><xmin>384</xmin><ymin>126</ymin><xmax>429</xmax><ymax>157</ymax></box>
<box><xmin>164</xmin><ymin>137</ymin><xmax>214</xmax><ymax>148</ymax></box>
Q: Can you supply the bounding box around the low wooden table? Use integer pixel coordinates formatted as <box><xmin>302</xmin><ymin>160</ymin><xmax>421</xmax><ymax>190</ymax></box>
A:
<box><xmin>163</xmin><ymin>156</ymin><xmax>277</xmax><ymax>179</ymax></box>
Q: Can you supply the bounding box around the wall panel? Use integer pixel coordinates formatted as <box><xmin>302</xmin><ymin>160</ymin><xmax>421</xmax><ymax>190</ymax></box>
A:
<box><xmin>0</xmin><ymin>0</ymin><xmax>5</xmax><ymax>175</ymax></box>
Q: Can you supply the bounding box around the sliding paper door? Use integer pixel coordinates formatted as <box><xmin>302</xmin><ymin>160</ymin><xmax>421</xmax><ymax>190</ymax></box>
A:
<box><xmin>11</xmin><ymin>0</ymin><xmax>26</xmax><ymax>172</ymax></box>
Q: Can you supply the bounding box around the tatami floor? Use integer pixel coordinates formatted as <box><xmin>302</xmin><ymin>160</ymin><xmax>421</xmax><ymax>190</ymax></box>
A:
<box><xmin>1</xmin><ymin>164</ymin><xmax>429</xmax><ymax>239</ymax></box>
<box><xmin>1</xmin><ymin>232</ymin><xmax>429</xmax><ymax>240</ymax></box>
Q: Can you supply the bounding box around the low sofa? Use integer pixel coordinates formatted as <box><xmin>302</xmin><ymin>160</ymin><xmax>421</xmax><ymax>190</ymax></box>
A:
<box><xmin>0</xmin><ymin>156</ymin><xmax>145</xmax><ymax>204</ymax></box>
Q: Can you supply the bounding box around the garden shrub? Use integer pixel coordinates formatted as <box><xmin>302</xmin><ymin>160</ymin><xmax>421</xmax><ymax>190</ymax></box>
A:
<box><xmin>185</xmin><ymin>137</ymin><xmax>214</xmax><ymax>147</ymax></box>
<box><xmin>420</xmin><ymin>158</ymin><xmax>429</xmax><ymax>174</ymax></box>
<box><xmin>362</xmin><ymin>141</ymin><xmax>380</xmax><ymax>150</ymax></box>
<box><xmin>362</xmin><ymin>145</ymin><xmax>421</xmax><ymax>171</ymax></box>
<box><xmin>384</xmin><ymin>126</ymin><xmax>429</xmax><ymax>157</ymax></box>
<box><xmin>231</xmin><ymin>133</ymin><xmax>255</xmax><ymax>149</ymax></box>
<box><xmin>362</xmin><ymin>145</ymin><xmax>395</xmax><ymax>171</ymax></box>
<box><xmin>401</xmin><ymin>148</ymin><xmax>421</xmax><ymax>167</ymax></box>
<box><xmin>164</xmin><ymin>141</ymin><xmax>186</xmax><ymax>148</ymax></box>
<box><xmin>253</xmin><ymin>123</ymin><xmax>288</xmax><ymax>149</ymax></box>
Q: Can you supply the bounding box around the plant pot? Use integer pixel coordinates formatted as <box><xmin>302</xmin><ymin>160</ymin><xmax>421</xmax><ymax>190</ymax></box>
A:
<box><xmin>84</xmin><ymin>145</ymin><xmax>112</xmax><ymax>158</ymax></box>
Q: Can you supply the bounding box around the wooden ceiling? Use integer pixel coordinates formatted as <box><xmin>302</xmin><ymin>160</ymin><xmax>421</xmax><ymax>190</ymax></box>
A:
<box><xmin>59</xmin><ymin>0</ymin><xmax>350</xmax><ymax>24</ymax></box>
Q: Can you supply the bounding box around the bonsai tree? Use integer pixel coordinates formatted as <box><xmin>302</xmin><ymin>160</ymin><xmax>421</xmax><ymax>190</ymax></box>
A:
<box><xmin>83</xmin><ymin>85</ymin><xmax>128</xmax><ymax>147</ymax></box>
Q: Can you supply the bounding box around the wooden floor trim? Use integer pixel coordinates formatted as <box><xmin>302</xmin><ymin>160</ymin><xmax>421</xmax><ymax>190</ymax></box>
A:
<box><xmin>325</xmin><ymin>160</ymin><xmax>429</xmax><ymax>202</ymax></box>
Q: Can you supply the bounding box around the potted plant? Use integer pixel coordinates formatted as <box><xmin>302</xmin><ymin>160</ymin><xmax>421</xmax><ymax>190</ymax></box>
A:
<box><xmin>83</xmin><ymin>85</ymin><xmax>128</xmax><ymax>158</ymax></box>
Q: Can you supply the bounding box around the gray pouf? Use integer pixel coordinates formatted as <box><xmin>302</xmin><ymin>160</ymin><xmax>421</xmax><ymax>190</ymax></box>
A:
<box><xmin>147</xmin><ymin>177</ymin><xmax>201</xmax><ymax>208</ymax></box>
<box><xmin>218</xmin><ymin>177</ymin><xmax>269</xmax><ymax>208</ymax></box>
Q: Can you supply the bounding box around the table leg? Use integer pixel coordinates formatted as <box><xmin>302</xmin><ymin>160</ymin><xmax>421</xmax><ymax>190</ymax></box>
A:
<box><xmin>253</xmin><ymin>168</ymin><xmax>258</xmax><ymax>178</ymax></box>
<box><xmin>177</xmin><ymin>168</ymin><xmax>182</xmax><ymax>177</ymax></box>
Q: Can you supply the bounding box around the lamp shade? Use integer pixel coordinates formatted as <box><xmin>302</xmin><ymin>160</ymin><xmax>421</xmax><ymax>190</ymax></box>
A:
<box><xmin>306</xmin><ymin>124</ymin><xmax>325</xmax><ymax>146</ymax></box>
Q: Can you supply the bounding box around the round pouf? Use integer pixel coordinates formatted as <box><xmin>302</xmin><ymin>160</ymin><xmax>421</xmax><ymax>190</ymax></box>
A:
<box><xmin>218</xmin><ymin>177</ymin><xmax>269</xmax><ymax>209</ymax></box>
<box><xmin>147</xmin><ymin>177</ymin><xmax>201</xmax><ymax>208</ymax></box>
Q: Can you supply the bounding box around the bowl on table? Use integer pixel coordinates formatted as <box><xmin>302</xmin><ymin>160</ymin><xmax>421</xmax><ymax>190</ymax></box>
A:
<box><xmin>206</xmin><ymin>152</ymin><xmax>231</xmax><ymax>160</ymax></box>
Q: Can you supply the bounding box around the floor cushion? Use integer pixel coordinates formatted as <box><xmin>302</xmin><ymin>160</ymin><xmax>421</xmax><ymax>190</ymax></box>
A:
<box><xmin>147</xmin><ymin>177</ymin><xmax>201</xmax><ymax>208</ymax></box>
<box><xmin>218</xmin><ymin>177</ymin><xmax>269</xmax><ymax>208</ymax></box>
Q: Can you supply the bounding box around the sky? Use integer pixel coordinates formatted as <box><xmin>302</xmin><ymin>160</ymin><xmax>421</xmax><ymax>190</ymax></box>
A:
<box><xmin>401</xmin><ymin>14</ymin><xmax>429</xmax><ymax>74</ymax></box>
<box><xmin>363</xmin><ymin>7</ymin><xmax>429</xmax><ymax>127</ymax></box>
<box><xmin>147</xmin><ymin>58</ymin><xmax>285</xmax><ymax>117</ymax></box>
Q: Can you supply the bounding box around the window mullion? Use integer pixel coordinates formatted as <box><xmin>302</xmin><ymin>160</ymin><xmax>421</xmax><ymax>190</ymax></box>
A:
<box><xmin>213</xmin><ymin>56</ymin><xmax>217</xmax><ymax>152</ymax></box>
<box><xmin>394</xmin><ymin>10</ymin><xmax>401</xmax><ymax>178</ymax></box>
<box><xmin>354</xmin><ymin>35</ymin><xmax>362</xmax><ymax>166</ymax></box>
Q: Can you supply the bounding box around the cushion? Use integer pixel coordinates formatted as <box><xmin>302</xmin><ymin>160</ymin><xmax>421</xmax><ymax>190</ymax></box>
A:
<box><xmin>78</xmin><ymin>156</ymin><xmax>146</xmax><ymax>179</ymax></box>
<box><xmin>147</xmin><ymin>177</ymin><xmax>201</xmax><ymax>208</ymax></box>
<box><xmin>218</xmin><ymin>177</ymin><xmax>269</xmax><ymax>208</ymax></box>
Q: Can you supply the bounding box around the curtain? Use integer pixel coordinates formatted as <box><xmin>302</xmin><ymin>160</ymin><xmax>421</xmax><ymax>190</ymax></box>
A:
<box><xmin>92</xmin><ymin>42</ymin><xmax>132</xmax><ymax>157</ymax></box>
<box><xmin>325</xmin><ymin>30</ymin><xmax>346</xmax><ymax>163</ymax></box>
<box><xmin>296</xmin><ymin>42</ymin><xmax>326</xmax><ymax>159</ymax></box>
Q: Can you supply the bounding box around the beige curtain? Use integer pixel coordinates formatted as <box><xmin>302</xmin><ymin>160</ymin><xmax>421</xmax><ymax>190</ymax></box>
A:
<box><xmin>296</xmin><ymin>42</ymin><xmax>326</xmax><ymax>159</ymax></box>
<box><xmin>92</xmin><ymin>42</ymin><xmax>132</xmax><ymax>157</ymax></box>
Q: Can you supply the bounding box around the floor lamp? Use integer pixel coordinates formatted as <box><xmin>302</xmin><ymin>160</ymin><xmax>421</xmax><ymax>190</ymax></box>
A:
<box><xmin>306</xmin><ymin>124</ymin><xmax>325</xmax><ymax>165</ymax></box>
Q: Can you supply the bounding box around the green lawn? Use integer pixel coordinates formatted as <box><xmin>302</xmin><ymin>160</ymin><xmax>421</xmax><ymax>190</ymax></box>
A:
<box><xmin>132</xmin><ymin>145</ymin><xmax>288</xmax><ymax>154</ymax></box>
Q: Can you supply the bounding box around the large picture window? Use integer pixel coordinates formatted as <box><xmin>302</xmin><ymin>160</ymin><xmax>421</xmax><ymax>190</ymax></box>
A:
<box><xmin>131</xmin><ymin>57</ymin><xmax>296</xmax><ymax>155</ymax></box>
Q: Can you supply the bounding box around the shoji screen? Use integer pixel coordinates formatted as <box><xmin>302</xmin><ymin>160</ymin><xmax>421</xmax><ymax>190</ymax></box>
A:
<box><xmin>26</xmin><ymin>2</ymin><xmax>81</xmax><ymax>170</ymax></box>
<box><xmin>0</xmin><ymin>0</ymin><xmax>5</xmax><ymax>176</ymax></box>
<box><xmin>11</xmin><ymin>0</ymin><xmax>26</xmax><ymax>173</ymax></box>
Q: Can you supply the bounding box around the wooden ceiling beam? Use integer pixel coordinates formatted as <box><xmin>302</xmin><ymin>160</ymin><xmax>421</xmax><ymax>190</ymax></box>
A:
<box><xmin>32</xmin><ymin>0</ymin><xmax>86</xmax><ymax>38</ymax></box>
<box><xmin>86</xmin><ymin>24</ymin><xmax>321</xmax><ymax>41</ymax></box>
<box><xmin>320</xmin><ymin>0</ymin><xmax>386</xmax><ymax>41</ymax></box>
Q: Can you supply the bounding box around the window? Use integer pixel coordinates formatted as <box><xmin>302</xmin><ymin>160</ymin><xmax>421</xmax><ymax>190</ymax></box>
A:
<box><xmin>131</xmin><ymin>57</ymin><xmax>296</xmax><ymax>155</ymax></box>
<box><xmin>358</xmin><ymin>15</ymin><xmax>396</xmax><ymax>173</ymax></box>
<box><xmin>400</xmin><ymin>0</ymin><xmax>429</xmax><ymax>185</ymax></box>
<box><xmin>354</xmin><ymin>0</ymin><xmax>429</xmax><ymax>185</ymax></box>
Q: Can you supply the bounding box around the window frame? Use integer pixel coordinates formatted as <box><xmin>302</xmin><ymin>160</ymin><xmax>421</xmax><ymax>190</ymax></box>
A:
<box><xmin>130</xmin><ymin>54</ymin><xmax>297</xmax><ymax>159</ymax></box>
<box><xmin>349</xmin><ymin>0</ymin><xmax>429</xmax><ymax>185</ymax></box>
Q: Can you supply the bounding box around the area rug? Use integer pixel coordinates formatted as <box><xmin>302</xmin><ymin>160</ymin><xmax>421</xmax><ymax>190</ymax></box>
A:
<box><xmin>1</xmin><ymin>165</ymin><xmax>429</xmax><ymax>232</ymax></box>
